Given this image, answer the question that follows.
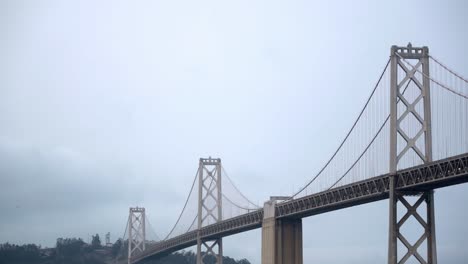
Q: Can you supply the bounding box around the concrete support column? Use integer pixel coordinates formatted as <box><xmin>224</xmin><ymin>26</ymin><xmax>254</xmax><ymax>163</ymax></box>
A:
<box><xmin>262</xmin><ymin>200</ymin><xmax>303</xmax><ymax>264</ymax></box>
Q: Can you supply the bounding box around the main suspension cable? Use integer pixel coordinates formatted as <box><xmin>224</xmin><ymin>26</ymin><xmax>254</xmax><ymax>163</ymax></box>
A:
<box><xmin>396</xmin><ymin>54</ymin><xmax>468</xmax><ymax>100</ymax></box>
<box><xmin>163</xmin><ymin>169</ymin><xmax>199</xmax><ymax>240</ymax></box>
<box><xmin>145</xmin><ymin>215</ymin><xmax>161</xmax><ymax>242</ymax></box>
<box><xmin>289</xmin><ymin>59</ymin><xmax>390</xmax><ymax>199</ymax></box>
<box><xmin>328</xmin><ymin>115</ymin><xmax>390</xmax><ymax>189</ymax></box>
<box><xmin>221</xmin><ymin>166</ymin><xmax>260</xmax><ymax>208</ymax></box>
<box><xmin>429</xmin><ymin>55</ymin><xmax>468</xmax><ymax>84</ymax></box>
<box><xmin>326</xmin><ymin>72</ymin><xmax>413</xmax><ymax>191</ymax></box>
<box><xmin>222</xmin><ymin>193</ymin><xmax>259</xmax><ymax>211</ymax></box>
<box><xmin>186</xmin><ymin>215</ymin><xmax>198</xmax><ymax>233</ymax></box>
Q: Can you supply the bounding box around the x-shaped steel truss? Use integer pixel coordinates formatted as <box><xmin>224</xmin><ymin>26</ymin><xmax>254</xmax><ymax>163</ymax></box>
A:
<box><xmin>197</xmin><ymin>157</ymin><xmax>223</xmax><ymax>264</ymax></box>
<box><xmin>395</xmin><ymin>57</ymin><xmax>427</xmax><ymax>164</ymax></box>
<box><xmin>128</xmin><ymin>207</ymin><xmax>146</xmax><ymax>263</ymax></box>
<box><xmin>395</xmin><ymin>193</ymin><xmax>432</xmax><ymax>264</ymax></box>
<box><xmin>389</xmin><ymin>44</ymin><xmax>436</xmax><ymax>264</ymax></box>
<box><xmin>201</xmin><ymin>166</ymin><xmax>221</xmax><ymax>224</ymax></box>
<box><xmin>200</xmin><ymin>240</ymin><xmax>223</xmax><ymax>263</ymax></box>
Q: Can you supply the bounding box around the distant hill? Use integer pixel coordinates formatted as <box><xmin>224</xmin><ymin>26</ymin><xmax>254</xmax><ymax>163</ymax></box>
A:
<box><xmin>143</xmin><ymin>251</ymin><xmax>251</xmax><ymax>264</ymax></box>
<box><xmin>0</xmin><ymin>238</ymin><xmax>251</xmax><ymax>264</ymax></box>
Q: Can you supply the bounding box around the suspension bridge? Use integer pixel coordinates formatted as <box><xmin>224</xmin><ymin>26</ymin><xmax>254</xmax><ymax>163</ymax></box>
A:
<box><xmin>115</xmin><ymin>44</ymin><xmax>468</xmax><ymax>264</ymax></box>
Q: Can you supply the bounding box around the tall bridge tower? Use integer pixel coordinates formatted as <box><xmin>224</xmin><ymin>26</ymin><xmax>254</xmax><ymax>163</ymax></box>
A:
<box><xmin>388</xmin><ymin>44</ymin><xmax>437</xmax><ymax>264</ymax></box>
<box><xmin>128</xmin><ymin>207</ymin><xmax>146</xmax><ymax>264</ymax></box>
<box><xmin>197</xmin><ymin>157</ymin><xmax>223</xmax><ymax>264</ymax></box>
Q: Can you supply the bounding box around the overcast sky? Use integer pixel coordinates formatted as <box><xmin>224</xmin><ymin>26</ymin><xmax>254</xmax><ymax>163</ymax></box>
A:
<box><xmin>1</xmin><ymin>0</ymin><xmax>468</xmax><ymax>263</ymax></box>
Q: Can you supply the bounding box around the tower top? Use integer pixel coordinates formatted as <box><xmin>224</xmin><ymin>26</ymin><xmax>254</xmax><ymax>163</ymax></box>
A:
<box><xmin>199</xmin><ymin>157</ymin><xmax>221</xmax><ymax>165</ymax></box>
<box><xmin>391</xmin><ymin>43</ymin><xmax>428</xmax><ymax>59</ymax></box>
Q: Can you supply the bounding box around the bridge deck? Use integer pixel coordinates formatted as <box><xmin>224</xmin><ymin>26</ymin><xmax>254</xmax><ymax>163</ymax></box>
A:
<box><xmin>132</xmin><ymin>153</ymin><xmax>468</xmax><ymax>263</ymax></box>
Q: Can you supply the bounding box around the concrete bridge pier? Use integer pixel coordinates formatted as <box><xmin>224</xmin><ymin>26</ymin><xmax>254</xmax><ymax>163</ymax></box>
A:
<box><xmin>261</xmin><ymin>199</ymin><xmax>303</xmax><ymax>264</ymax></box>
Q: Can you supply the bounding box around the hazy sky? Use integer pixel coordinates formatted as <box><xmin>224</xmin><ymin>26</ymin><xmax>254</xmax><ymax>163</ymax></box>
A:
<box><xmin>1</xmin><ymin>0</ymin><xmax>468</xmax><ymax>263</ymax></box>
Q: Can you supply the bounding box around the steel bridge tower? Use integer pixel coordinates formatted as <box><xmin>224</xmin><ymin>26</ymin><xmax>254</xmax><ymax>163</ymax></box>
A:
<box><xmin>197</xmin><ymin>157</ymin><xmax>223</xmax><ymax>264</ymax></box>
<box><xmin>388</xmin><ymin>44</ymin><xmax>437</xmax><ymax>264</ymax></box>
<box><xmin>128</xmin><ymin>207</ymin><xmax>146</xmax><ymax>264</ymax></box>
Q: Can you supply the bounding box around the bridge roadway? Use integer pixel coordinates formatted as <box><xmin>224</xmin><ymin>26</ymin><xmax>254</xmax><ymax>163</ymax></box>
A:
<box><xmin>132</xmin><ymin>153</ymin><xmax>468</xmax><ymax>263</ymax></box>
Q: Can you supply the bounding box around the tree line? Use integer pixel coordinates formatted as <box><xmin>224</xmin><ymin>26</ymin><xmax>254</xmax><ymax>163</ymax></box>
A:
<box><xmin>145</xmin><ymin>251</ymin><xmax>251</xmax><ymax>264</ymax></box>
<box><xmin>0</xmin><ymin>236</ymin><xmax>251</xmax><ymax>264</ymax></box>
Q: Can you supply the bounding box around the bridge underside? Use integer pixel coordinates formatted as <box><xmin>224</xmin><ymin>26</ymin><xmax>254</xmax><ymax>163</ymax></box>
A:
<box><xmin>132</xmin><ymin>153</ymin><xmax>468</xmax><ymax>264</ymax></box>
